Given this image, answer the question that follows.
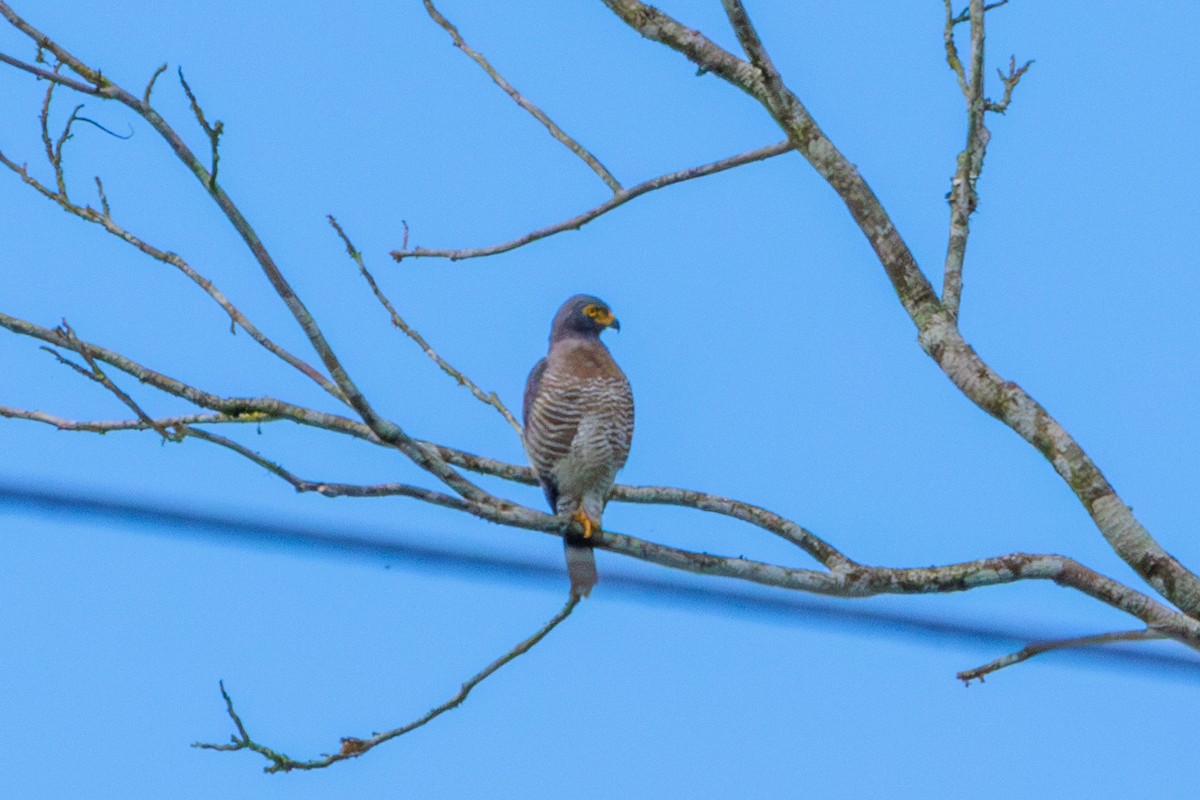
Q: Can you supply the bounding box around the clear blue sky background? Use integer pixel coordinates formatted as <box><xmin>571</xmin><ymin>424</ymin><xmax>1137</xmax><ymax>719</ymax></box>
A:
<box><xmin>2</xmin><ymin>2</ymin><xmax>1198</xmax><ymax>797</ymax></box>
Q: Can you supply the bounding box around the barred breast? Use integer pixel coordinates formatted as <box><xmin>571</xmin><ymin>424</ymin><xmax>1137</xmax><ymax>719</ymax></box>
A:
<box><xmin>523</xmin><ymin>339</ymin><xmax>634</xmax><ymax>517</ymax></box>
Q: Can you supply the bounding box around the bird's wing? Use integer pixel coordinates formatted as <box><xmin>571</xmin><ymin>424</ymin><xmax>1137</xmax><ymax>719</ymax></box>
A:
<box><xmin>522</xmin><ymin>357</ymin><xmax>548</xmax><ymax>426</ymax></box>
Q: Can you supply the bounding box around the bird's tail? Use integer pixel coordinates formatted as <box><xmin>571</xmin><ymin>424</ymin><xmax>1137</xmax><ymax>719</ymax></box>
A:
<box><xmin>564</xmin><ymin>541</ymin><xmax>598</xmax><ymax>599</ymax></box>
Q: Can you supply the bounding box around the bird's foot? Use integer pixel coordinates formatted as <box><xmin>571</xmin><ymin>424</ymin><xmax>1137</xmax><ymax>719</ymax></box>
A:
<box><xmin>570</xmin><ymin>510</ymin><xmax>598</xmax><ymax>539</ymax></box>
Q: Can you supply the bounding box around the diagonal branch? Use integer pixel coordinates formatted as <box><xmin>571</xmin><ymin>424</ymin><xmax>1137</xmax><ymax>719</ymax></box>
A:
<box><xmin>0</xmin><ymin>143</ymin><xmax>346</xmax><ymax>403</ymax></box>
<box><xmin>195</xmin><ymin>595</ymin><xmax>581</xmax><ymax>772</ymax></box>
<box><xmin>177</xmin><ymin>67</ymin><xmax>222</xmax><ymax>184</ymax></box>
<box><xmin>391</xmin><ymin>140</ymin><xmax>792</xmax><ymax>262</ymax></box>
<box><xmin>956</xmin><ymin>628</ymin><xmax>1166</xmax><ymax>684</ymax></box>
<box><xmin>182</xmin><ymin>426</ymin><xmax>470</xmax><ymax>511</ymax></box>
<box><xmin>423</xmin><ymin>0</ymin><xmax>621</xmax><ymax>194</ymax></box>
<box><xmin>0</xmin><ymin>50</ymin><xmax>102</xmax><ymax>95</ymax></box>
<box><xmin>329</xmin><ymin>216</ymin><xmax>523</xmax><ymax>437</ymax></box>
<box><xmin>48</xmin><ymin>321</ymin><xmax>179</xmax><ymax>442</ymax></box>
<box><xmin>720</xmin><ymin>0</ymin><xmax>786</xmax><ymax>104</ymax></box>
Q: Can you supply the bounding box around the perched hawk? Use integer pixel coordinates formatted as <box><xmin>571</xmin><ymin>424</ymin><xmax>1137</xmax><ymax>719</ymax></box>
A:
<box><xmin>523</xmin><ymin>295</ymin><xmax>634</xmax><ymax>598</ymax></box>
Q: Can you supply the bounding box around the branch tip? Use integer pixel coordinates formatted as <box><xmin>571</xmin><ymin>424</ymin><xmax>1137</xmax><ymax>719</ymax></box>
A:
<box><xmin>329</xmin><ymin>216</ymin><xmax>523</xmax><ymax>436</ymax></box>
<box><xmin>177</xmin><ymin>67</ymin><xmax>222</xmax><ymax>184</ymax></box>
<box><xmin>195</xmin><ymin>596</ymin><xmax>580</xmax><ymax>771</ymax></box>
<box><xmin>390</xmin><ymin>140</ymin><xmax>791</xmax><ymax>262</ymax></box>
<box><xmin>956</xmin><ymin>628</ymin><xmax>1165</xmax><ymax>683</ymax></box>
<box><xmin>143</xmin><ymin>62</ymin><xmax>167</xmax><ymax>105</ymax></box>
<box><xmin>422</xmin><ymin>0</ymin><xmax>621</xmax><ymax>193</ymax></box>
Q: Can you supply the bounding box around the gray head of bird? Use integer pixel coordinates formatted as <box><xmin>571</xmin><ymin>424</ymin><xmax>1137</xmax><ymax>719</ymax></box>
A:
<box><xmin>549</xmin><ymin>294</ymin><xmax>621</xmax><ymax>343</ymax></box>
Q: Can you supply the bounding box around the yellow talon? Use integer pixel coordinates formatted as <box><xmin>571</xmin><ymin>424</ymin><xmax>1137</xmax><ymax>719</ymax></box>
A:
<box><xmin>571</xmin><ymin>510</ymin><xmax>597</xmax><ymax>539</ymax></box>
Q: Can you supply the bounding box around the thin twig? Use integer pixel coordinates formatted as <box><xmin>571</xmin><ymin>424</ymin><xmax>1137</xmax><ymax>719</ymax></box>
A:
<box><xmin>143</xmin><ymin>62</ymin><xmax>167</xmax><ymax>105</ymax></box>
<box><xmin>949</xmin><ymin>0</ymin><xmax>1010</xmax><ymax>25</ymax></box>
<box><xmin>721</xmin><ymin>0</ymin><xmax>789</xmax><ymax>109</ymax></box>
<box><xmin>986</xmin><ymin>55</ymin><xmax>1034</xmax><ymax>114</ymax></box>
<box><xmin>0</xmin><ymin>408</ymin><xmax>254</xmax><ymax>432</ymax></box>
<box><xmin>37</xmin><ymin>65</ymin><xmax>79</xmax><ymax>198</ymax></box>
<box><xmin>177</xmin><ymin>68</ymin><xmax>222</xmax><ymax>184</ymax></box>
<box><xmin>329</xmin><ymin>216</ymin><xmax>523</xmax><ymax>436</ymax></box>
<box><xmin>92</xmin><ymin>175</ymin><xmax>109</xmax><ymax>216</ymax></box>
<box><xmin>423</xmin><ymin>0</ymin><xmax>621</xmax><ymax>194</ymax></box>
<box><xmin>194</xmin><ymin>595</ymin><xmax>581</xmax><ymax>772</ymax></box>
<box><xmin>942</xmin><ymin>1</ymin><xmax>1030</xmax><ymax>319</ymax></box>
<box><xmin>185</xmin><ymin>426</ymin><xmax>470</xmax><ymax>511</ymax></box>
<box><xmin>940</xmin><ymin>0</ymin><xmax>988</xmax><ymax>321</ymax></box>
<box><xmin>50</xmin><ymin>321</ymin><xmax>179</xmax><ymax>441</ymax></box>
<box><xmin>942</xmin><ymin>0</ymin><xmax>968</xmax><ymax>96</ymax></box>
<box><xmin>957</xmin><ymin>628</ymin><xmax>1166</xmax><ymax>684</ymax></box>
<box><xmin>0</xmin><ymin>50</ymin><xmax>103</xmax><ymax>95</ymax></box>
<box><xmin>391</xmin><ymin>140</ymin><xmax>792</xmax><ymax>262</ymax></box>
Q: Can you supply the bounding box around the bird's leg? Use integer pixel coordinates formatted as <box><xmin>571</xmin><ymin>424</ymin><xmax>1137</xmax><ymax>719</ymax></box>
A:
<box><xmin>570</xmin><ymin>509</ymin><xmax>598</xmax><ymax>539</ymax></box>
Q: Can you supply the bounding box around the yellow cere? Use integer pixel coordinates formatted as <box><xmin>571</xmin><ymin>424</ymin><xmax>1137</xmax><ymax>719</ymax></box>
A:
<box><xmin>583</xmin><ymin>304</ymin><xmax>615</xmax><ymax>326</ymax></box>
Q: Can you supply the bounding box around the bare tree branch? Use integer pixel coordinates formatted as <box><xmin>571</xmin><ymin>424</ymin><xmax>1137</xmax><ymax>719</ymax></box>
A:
<box><xmin>941</xmin><ymin>1</ymin><xmax>1032</xmax><ymax>318</ymax></box>
<box><xmin>423</xmin><ymin>0</ymin><xmax>621</xmax><ymax>194</ymax></box>
<box><xmin>940</xmin><ymin>0</ymin><xmax>988</xmax><ymax>320</ymax></box>
<box><xmin>50</xmin><ymin>321</ymin><xmax>181</xmax><ymax>442</ymax></box>
<box><xmin>0</xmin><ymin>132</ymin><xmax>347</xmax><ymax>403</ymax></box>
<box><xmin>183</xmin><ymin>427</ymin><xmax>472</xmax><ymax>511</ymax></box>
<box><xmin>5</xmin><ymin>353</ymin><xmax>1198</xmax><ymax>659</ymax></box>
<box><xmin>601</xmin><ymin>0</ymin><xmax>1200</xmax><ymax>617</ymax></box>
<box><xmin>391</xmin><ymin>140</ymin><xmax>792</xmax><ymax>262</ymax></box>
<box><xmin>942</xmin><ymin>1</ymin><xmax>969</xmax><ymax>96</ymax></box>
<box><xmin>0</xmin><ymin>50</ymin><xmax>102</xmax><ymax>95</ymax></box>
<box><xmin>0</xmin><ymin>408</ymin><xmax>245</xmax><ymax>432</ymax></box>
<box><xmin>987</xmin><ymin>55</ymin><xmax>1034</xmax><ymax>114</ymax></box>
<box><xmin>142</xmin><ymin>62</ymin><xmax>167</xmax><ymax>105</ymax></box>
<box><xmin>0</xmin><ymin>1</ymin><xmax>498</xmax><ymax>505</ymax></box>
<box><xmin>957</xmin><ymin>628</ymin><xmax>1166</xmax><ymax>684</ymax></box>
<box><xmin>720</xmin><ymin>0</ymin><xmax>786</xmax><ymax>104</ymax></box>
<box><xmin>2</xmin><ymin>2</ymin><xmax>1197</xmax><ymax>772</ymax></box>
<box><xmin>195</xmin><ymin>595</ymin><xmax>581</xmax><ymax>772</ymax></box>
<box><xmin>6</xmin><ymin>303</ymin><xmax>1198</xmax><ymax>651</ymax></box>
<box><xmin>177</xmin><ymin>67</ymin><xmax>223</xmax><ymax>184</ymax></box>
<box><xmin>329</xmin><ymin>216</ymin><xmax>524</xmax><ymax>437</ymax></box>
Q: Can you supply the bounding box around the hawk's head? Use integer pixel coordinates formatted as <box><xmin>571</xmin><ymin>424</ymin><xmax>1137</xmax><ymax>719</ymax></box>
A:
<box><xmin>550</xmin><ymin>294</ymin><xmax>621</xmax><ymax>342</ymax></box>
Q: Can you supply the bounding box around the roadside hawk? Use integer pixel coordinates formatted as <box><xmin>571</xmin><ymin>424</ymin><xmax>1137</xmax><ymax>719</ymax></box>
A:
<box><xmin>523</xmin><ymin>294</ymin><xmax>634</xmax><ymax>598</ymax></box>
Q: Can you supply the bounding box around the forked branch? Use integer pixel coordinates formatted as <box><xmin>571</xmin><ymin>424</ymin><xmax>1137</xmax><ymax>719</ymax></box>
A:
<box><xmin>940</xmin><ymin>0</ymin><xmax>1031</xmax><ymax>319</ymax></box>
<box><xmin>600</xmin><ymin>0</ymin><xmax>1200</xmax><ymax>618</ymax></box>
<box><xmin>391</xmin><ymin>140</ymin><xmax>792</xmax><ymax>262</ymax></box>
<box><xmin>195</xmin><ymin>596</ymin><xmax>581</xmax><ymax>772</ymax></box>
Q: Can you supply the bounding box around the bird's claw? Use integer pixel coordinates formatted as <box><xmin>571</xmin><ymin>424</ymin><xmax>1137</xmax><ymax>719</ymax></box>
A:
<box><xmin>571</xmin><ymin>510</ymin><xmax>597</xmax><ymax>539</ymax></box>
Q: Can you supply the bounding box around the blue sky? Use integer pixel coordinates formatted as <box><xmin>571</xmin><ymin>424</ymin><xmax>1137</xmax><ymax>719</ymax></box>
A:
<box><xmin>2</xmin><ymin>2</ymin><xmax>1198</xmax><ymax>797</ymax></box>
